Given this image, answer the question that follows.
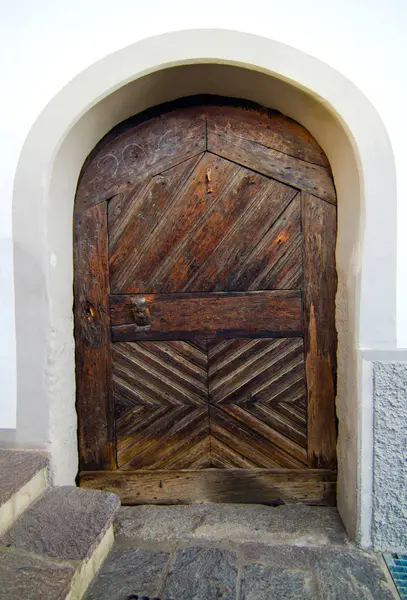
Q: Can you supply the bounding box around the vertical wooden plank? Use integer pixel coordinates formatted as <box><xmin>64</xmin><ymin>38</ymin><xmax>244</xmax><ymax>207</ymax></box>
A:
<box><xmin>74</xmin><ymin>202</ymin><xmax>115</xmax><ymax>470</ymax></box>
<box><xmin>302</xmin><ymin>192</ymin><xmax>337</xmax><ymax>469</ymax></box>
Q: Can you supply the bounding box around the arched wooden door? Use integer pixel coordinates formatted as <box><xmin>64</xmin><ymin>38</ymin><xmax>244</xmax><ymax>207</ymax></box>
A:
<box><xmin>75</xmin><ymin>97</ymin><xmax>337</xmax><ymax>505</ymax></box>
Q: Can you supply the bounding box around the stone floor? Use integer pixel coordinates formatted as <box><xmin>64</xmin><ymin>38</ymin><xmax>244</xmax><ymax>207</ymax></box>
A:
<box><xmin>86</xmin><ymin>505</ymin><xmax>398</xmax><ymax>600</ymax></box>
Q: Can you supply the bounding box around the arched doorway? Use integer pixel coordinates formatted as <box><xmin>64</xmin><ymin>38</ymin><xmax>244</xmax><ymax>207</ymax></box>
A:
<box><xmin>75</xmin><ymin>97</ymin><xmax>337</xmax><ymax>504</ymax></box>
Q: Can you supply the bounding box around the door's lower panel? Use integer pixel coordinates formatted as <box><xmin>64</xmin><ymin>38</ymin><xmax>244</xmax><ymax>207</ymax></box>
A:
<box><xmin>79</xmin><ymin>469</ymin><xmax>336</xmax><ymax>506</ymax></box>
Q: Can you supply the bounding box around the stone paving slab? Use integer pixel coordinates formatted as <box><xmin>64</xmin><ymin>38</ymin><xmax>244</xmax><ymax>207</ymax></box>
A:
<box><xmin>87</xmin><ymin>505</ymin><xmax>398</xmax><ymax>600</ymax></box>
<box><xmin>239</xmin><ymin>542</ymin><xmax>316</xmax><ymax>569</ymax></box>
<box><xmin>163</xmin><ymin>547</ymin><xmax>238</xmax><ymax>600</ymax></box>
<box><xmin>0</xmin><ymin>449</ymin><xmax>48</xmax><ymax>506</ymax></box>
<box><xmin>86</xmin><ymin>547</ymin><xmax>170</xmax><ymax>600</ymax></box>
<box><xmin>117</xmin><ymin>504</ymin><xmax>349</xmax><ymax>547</ymax></box>
<box><xmin>2</xmin><ymin>486</ymin><xmax>120</xmax><ymax>561</ymax></box>
<box><xmin>240</xmin><ymin>564</ymin><xmax>315</xmax><ymax>600</ymax></box>
<box><xmin>0</xmin><ymin>546</ymin><xmax>74</xmax><ymax>600</ymax></box>
<box><xmin>314</xmin><ymin>547</ymin><xmax>397</xmax><ymax>600</ymax></box>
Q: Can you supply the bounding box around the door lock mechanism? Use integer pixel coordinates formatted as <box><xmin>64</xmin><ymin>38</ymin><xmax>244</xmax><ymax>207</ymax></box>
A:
<box><xmin>131</xmin><ymin>297</ymin><xmax>151</xmax><ymax>326</ymax></box>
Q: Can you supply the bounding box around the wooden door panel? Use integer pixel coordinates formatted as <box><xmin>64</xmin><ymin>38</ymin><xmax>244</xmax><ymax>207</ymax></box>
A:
<box><xmin>208</xmin><ymin>337</ymin><xmax>307</xmax><ymax>470</ymax></box>
<box><xmin>108</xmin><ymin>153</ymin><xmax>204</xmax><ymax>268</ymax></box>
<box><xmin>113</xmin><ymin>340</ymin><xmax>210</xmax><ymax>470</ymax></box>
<box><xmin>75</xmin><ymin>99</ymin><xmax>338</xmax><ymax>505</ymax></box>
<box><xmin>74</xmin><ymin>202</ymin><xmax>115</xmax><ymax>470</ymax></box>
<box><xmin>108</xmin><ymin>151</ymin><xmax>302</xmax><ymax>295</ymax></box>
<box><xmin>110</xmin><ymin>291</ymin><xmax>303</xmax><ymax>341</ymax></box>
<box><xmin>109</xmin><ymin>153</ymin><xmax>238</xmax><ymax>294</ymax></box>
<box><xmin>163</xmin><ymin>169</ymin><xmax>298</xmax><ymax>293</ymax></box>
<box><xmin>75</xmin><ymin>105</ymin><xmax>207</xmax><ymax>211</ymax></box>
<box><xmin>207</xmin><ymin>106</ymin><xmax>336</xmax><ymax>204</ymax></box>
<box><xmin>208</xmin><ymin>337</ymin><xmax>306</xmax><ymax>405</ymax></box>
<box><xmin>206</xmin><ymin>105</ymin><xmax>331</xmax><ymax>168</ymax></box>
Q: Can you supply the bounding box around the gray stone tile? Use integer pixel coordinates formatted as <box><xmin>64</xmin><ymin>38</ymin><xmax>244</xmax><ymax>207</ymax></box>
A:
<box><xmin>0</xmin><ymin>546</ymin><xmax>74</xmax><ymax>600</ymax></box>
<box><xmin>240</xmin><ymin>542</ymin><xmax>315</xmax><ymax>569</ymax></box>
<box><xmin>162</xmin><ymin>546</ymin><xmax>237</xmax><ymax>600</ymax></box>
<box><xmin>116</xmin><ymin>505</ymin><xmax>206</xmax><ymax>543</ymax></box>
<box><xmin>116</xmin><ymin>504</ymin><xmax>348</xmax><ymax>547</ymax></box>
<box><xmin>0</xmin><ymin>449</ymin><xmax>48</xmax><ymax>505</ymax></box>
<box><xmin>240</xmin><ymin>564</ymin><xmax>315</xmax><ymax>600</ymax></box>
<box><xmin>2</xmin><ymin>486</ymin><xmax>120</xmax><ymax>561</ymax></box>
<box><xmin>85</xmin><ymin>546</ymin><xmax>170</xmax><ymax>600</ymax></box>
<box><xmin>314</xmin><ymin>548</ymin><xmax>397</xmax><ymax>599</ymax></box>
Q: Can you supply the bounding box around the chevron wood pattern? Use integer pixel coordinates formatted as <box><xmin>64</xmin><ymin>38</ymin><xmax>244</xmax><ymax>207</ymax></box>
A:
<box><xmin>75</xmin><ymin>98</ymin><xmax>337</xmax><ymax>504</ymax></box>
<box><xmin>113</xmin><ymin>341</ymin><xmax>209</xmax><ymax>469</ymax></box>
<box><xmin>113</xmin><ymin>338</ymin><xmax>307</xmax><ymax>470</ymax></box>
<box><xmin>208</xmin><ymin>338</ymin><xmax>307</xmax><ymax>469</ymax></box>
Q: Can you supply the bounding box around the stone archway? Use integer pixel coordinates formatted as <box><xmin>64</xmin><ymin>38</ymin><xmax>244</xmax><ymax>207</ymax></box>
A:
<box><xmin>12</xmin><ymin>30</ymin><xmax>397</xmax><ymax>545</ymax></box>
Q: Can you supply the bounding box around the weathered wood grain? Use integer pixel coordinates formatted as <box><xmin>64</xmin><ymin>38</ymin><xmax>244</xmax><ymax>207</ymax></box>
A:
<box><xmin>79</xmin><ymin>469</ymin><xmax>337</xmax><ymax>505</ymax></box>
<box><xmin>75</xmin><ymin>106</ymin><xmax>206</xmax><ymax>211</ymax></box>
<box><xmin>74</xmin><ymin>202</ymin><xmax>115</xmax><ymax>470</ymax></box>
<box><xmin>302</xmin><ymin>192</ymin><xmax>337</xmax><ymax>469</ymax></box>
<box><xmin>208</xmin><ymin>337</ymin><xmax>306</xmax><ymax>407</ymax></box>
<box><xmin>75</xmin><ymin>98</ymin><xmax>338</xmax><ymax>503</ymax></box>
<box><xmin>112</xmin><ymin>338</ymin><xmax>308</xmax><ymax>471</ymax></box>
<box><xmin>207</xmin><ymin>107</ymin><xmax>336</xmax><ymax>204</ymax></box>
<box><xmin>206</xmin><ymin>105</ymin><xmax>331</xmax><ymax>168</ymax></box>
<box><xmin>108</xmin><ymin>153</ymin><xmax>204</xmax><ymax>254</ymax></box>
<box><xmin>110</xmin><ymin>291</ymin><xmax>303</xmax><ymax>341</ymax></box>
<box><xmin>109</xmin><ymin>150</ymin><xmax>302</xmax><ymax>294</ymax></box>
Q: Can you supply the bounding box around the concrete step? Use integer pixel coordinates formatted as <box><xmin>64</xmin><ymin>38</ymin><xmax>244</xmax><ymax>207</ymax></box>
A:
<box><xmin>0</xmin><ymin>486</ymin><xmax>121</xmax><ymax>599</ymax></box>
<box><xmin>0</xmin><ymin>449</ymin><xmax>49</xmax><ymax>536</ymax></box>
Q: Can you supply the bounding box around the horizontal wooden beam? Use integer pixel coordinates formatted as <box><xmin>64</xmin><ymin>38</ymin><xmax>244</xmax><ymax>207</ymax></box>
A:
<box><xmin>110</xmin><ymin>290</ymin><xmax>303</xmax><ymax>342</ymax></box>
<box><xmin>79</xmin><ymin>468</ymin><xmax>336</xmax><ymax>505</ymax></box>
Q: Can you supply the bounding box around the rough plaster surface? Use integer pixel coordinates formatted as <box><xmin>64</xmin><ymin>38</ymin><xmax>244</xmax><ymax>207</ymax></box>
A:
<box><xmin>372</xmin><ymin>362</ymin><xmax>407</xmax><ymax>551</ymax></box>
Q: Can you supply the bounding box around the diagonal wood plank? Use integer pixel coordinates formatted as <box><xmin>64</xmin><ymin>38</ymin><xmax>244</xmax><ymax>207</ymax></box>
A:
<box><xmin>207</xmin><ymin>107</ymin><xmax>335</xmax><ymax>204</ymax></box>
<box><xmin>113</xmin><ymin>341</ymin><xmax>208</xmax><ymax>407</ymax></box>
<box><xmin>210</xmin><ymin>405</ymin><xmax>307</xmax><ymax>468</ymax></box>
<box><xmin>208</xmin><ymin>337</ymin><xmax>307</xmax><ymax>469</ymax></box>
<box><xmin>108</xmin><ymin>153</ymin><xmax>204</xmax><ymax>256</ymax></box>
<box><xmin>117</xmin><ymin>404</ymin><xmax>209</xmax><ymax>469</ymax></box>
<box><xmin>75</xmin><ymin>105</ymin><xmax>207</xmax><ymax>210</ymax></box>
<box><xmin>183</xmin><ymin>168</ymin><xmax>299</xmax><ymax>293</ymax></box>
<box><xmin>205</xmin><ymin>105</ymin><xmax>330</xmax><ymax>168</ymax></box>
<box><xmin>209</xmin><ymin>338</ymin><xmax>306</xmax><ymax>405</ymax></box>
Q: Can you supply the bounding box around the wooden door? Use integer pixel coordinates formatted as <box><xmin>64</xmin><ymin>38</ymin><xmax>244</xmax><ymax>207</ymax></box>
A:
<box><xmin>75</xmin><ymin>98</ymin><xmax>337</xmax><ymax>505</ymax></box>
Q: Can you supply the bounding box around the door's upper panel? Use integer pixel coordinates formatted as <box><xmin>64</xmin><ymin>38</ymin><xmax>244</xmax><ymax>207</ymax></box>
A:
<box><xmin>108</xmin><ymin>152</ymin><xmax>302</xmax><ymax>294</ymax></box>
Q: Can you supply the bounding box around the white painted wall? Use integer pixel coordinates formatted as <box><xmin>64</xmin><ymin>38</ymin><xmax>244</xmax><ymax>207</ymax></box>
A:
<box><xmin>0</xmin><ymin>0</ymin><xmax>406</xmax><ymax>430</ymax></box>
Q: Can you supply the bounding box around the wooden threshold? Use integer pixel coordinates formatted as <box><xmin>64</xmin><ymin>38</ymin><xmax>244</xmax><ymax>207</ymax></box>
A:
<box><xmin>79</xmin><ymin>469</ymin><xmax>336</xmax><ymax>506</ymax></box>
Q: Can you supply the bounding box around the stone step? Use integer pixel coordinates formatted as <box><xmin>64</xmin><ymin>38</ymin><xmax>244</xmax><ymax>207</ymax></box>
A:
<box><xmin>0</xmin><ymin>486</ymin><xmax>121</xmax><ymax>600</ymax></box>
<box><xmin>0</xmin><ymin>449</ymin><xmax>49</xmax><ymax>536</ymax></box>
